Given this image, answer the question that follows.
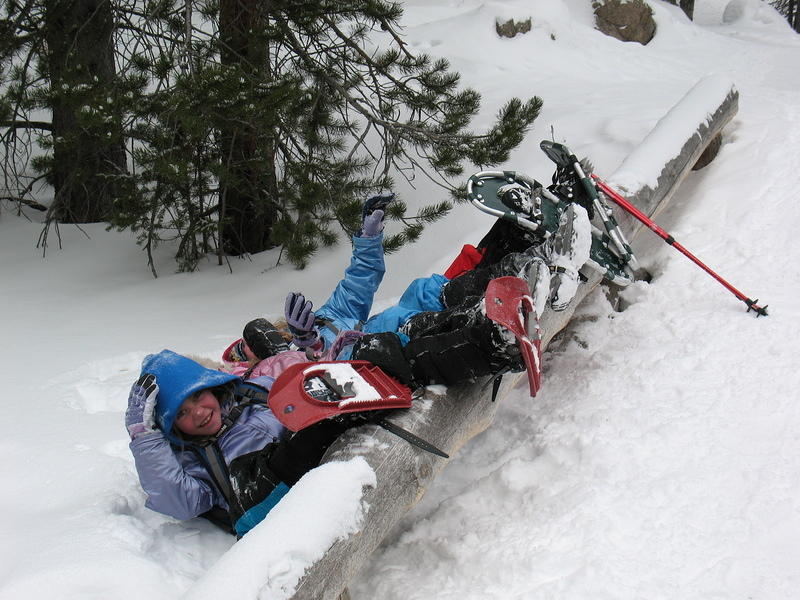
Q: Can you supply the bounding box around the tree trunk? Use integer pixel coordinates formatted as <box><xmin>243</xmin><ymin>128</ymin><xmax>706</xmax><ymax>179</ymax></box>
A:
<box><xmin>44</xmin><ymin>0</ymin><xmax>127</xmax><ymax>223</ymax></box>
<box><xmin>218</xmin><ymin>0</ymin><xmax>277</xmax><ymax>255</ymax></box>
<box><xmin>664</xmin><ymin>0</ymin><xmax>694</xmax><ymax>20</ymax></box>
<box><xmin>679</xmin><ymin>0</ymin><xmax>694</xmax><ymax>20</ymax></box>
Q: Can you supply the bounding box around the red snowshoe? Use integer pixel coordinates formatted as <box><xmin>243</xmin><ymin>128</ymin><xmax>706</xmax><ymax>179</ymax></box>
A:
<box><xmin>484</xmin><ymin>276</ymin><xmax>542</xmax><ymax>397</ymax></box>
<box><xmin>268</xmin><ymin>360</ymin><xmax>413</xmax><ymax>432</ymax></box>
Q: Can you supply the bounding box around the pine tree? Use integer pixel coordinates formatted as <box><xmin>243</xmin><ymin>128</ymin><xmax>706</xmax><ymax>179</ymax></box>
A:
<box><xmin>109</xmin><ymin>0</ymin><xmax>543</xmax><ymax>270</ymax></box>
<box><xmin>0</xmin><ymin>0</ymin><xmax>128</xmax><ymax>229</ymax></box>
<box><xmin>770</xmin><ymin>0</ymin><xmax>799</xmax><ymax>31</ymax></box>
<box><xmin>2</xmin><ymin>1</ymin><xmax>543</xmax><ymax>273</ymax></box>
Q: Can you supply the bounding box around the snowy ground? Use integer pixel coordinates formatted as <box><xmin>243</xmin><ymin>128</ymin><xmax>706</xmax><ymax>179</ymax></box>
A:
<box><xmin>2</xmin><ymin>0</ymin><xmax>799</xmax><ymax>598</ymax></box>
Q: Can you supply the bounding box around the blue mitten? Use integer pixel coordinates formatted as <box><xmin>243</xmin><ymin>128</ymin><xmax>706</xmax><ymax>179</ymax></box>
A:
<box><xmin>284</xmin><ymin>292</ymin><xmax>319</xmax><ymax>347</ymax></box>
<box><xmin>125</xmin><ymin>373</ymin><xmax>159</xmax><ymax>439</ymax></box>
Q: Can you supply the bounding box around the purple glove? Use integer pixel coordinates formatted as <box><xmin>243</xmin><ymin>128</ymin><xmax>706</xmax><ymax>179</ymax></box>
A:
<box><xmin>358</xmin><ymin>192</ymin><xmax>394</xmax><ymax>237</ymax></box>
<box><xmin>284</xmin><ymin>292</ymin><xmax>319</xmax><ymax>347</ymax></box>
<box><xmin>125</xmin><ymin>373</ymin><xmax>159</xmax><ymax>439</ymax></box>
<box><xmin>361</xmin><ymin>209</ymin><xmax>385</xmax><ymax>238</ymax></box>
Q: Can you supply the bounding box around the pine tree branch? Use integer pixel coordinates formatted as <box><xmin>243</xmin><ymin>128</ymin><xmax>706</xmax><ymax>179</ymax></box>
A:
<box><xmin>274</xmin><ymin>17</ymin><xmax>472</xmax><ymax>146</ymax></box>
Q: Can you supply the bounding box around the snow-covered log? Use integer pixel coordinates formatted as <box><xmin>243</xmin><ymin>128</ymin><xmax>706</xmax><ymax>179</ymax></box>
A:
<box><xmin>183</xmin><ymin>76</ymin><xmax>738</xmax><ymax>600</ymax></box>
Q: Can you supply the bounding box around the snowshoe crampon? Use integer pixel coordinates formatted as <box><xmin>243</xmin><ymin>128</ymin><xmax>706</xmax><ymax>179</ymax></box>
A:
<box><xmin>467</xmin><ymin>170</ymin><xmax>635</xmax><ymax>287</ymax></box>
<box><xmin>268</xmin><ymin>361</ymin><xmax>412</xmax><ymax>431</ymax></box>
<box><xmin>484</xmin><ymin>276</ymin><xmax>542</xmax><ymax>397</ymax></box>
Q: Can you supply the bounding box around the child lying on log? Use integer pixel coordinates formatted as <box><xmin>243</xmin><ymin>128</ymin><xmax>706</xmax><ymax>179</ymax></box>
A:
<box><xmin>125</xmin><ymin>181</ymin><xmax>591</xmax><ymax>537</ymax></box>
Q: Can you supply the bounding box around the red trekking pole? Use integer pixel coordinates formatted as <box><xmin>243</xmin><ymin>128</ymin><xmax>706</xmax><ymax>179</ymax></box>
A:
<box><xmin>592</xmin><ymin>176</ymin><xmax>768</xmax><ymax>316</ymax></box>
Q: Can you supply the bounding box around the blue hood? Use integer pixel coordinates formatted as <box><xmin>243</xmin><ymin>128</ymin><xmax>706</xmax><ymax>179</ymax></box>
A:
<box><xmin>141</xmin><ymin>350</ymin><xmax>239</xmax><ymax>440</ymax></box>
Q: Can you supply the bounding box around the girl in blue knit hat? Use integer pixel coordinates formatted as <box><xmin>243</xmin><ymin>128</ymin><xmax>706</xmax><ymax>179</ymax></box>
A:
<box><xmin>126</xmin><ymin>349</ymin><xmax>351</xmax><ymax>537</ymax></box>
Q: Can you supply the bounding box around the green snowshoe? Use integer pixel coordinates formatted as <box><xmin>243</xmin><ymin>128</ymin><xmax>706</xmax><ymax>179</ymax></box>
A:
<box><xmin>466</xmin><ymin>170</ymin><xmax>635</xmax><ymax>286</ymax></box>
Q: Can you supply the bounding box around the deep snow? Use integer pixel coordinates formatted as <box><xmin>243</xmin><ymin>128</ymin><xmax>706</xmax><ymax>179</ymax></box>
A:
<box><xmin>1</xmin><ymin>0</ymin><xmax>799</xmax><ymax>598</ymax></box>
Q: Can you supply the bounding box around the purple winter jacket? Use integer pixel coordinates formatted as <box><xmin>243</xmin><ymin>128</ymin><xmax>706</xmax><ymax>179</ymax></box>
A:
<box><xmin>130</xmin><ymin>234</ymin><xmax>386</xmax><ymax>523</ymax></box>
<box><xmin>130</xmin><ymin>388</ymin><xmax>287</xmax><ymax>521</ymax></box>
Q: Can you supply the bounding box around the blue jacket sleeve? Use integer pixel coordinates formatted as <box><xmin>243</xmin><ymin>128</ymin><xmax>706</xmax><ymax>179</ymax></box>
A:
<box><xmin>130</xmin><ymin>432</ymin><xmax>220</xmax><ymax>521</ymax></box>
<box><xmin>362</xmin><ymin>274</ymin><xmax>448</xmax><ymax>335</ymax></box>
<box><xmin>315</xmin><ymin>234</ymin><xmax>386</xmax><ymax>346</ymax></box>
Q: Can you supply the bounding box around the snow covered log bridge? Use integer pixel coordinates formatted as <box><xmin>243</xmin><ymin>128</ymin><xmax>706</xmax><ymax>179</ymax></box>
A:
<box><xmin>186</xmin><ymin>75</ymin><xmax>739</xmax><ymax>600</ymax></box>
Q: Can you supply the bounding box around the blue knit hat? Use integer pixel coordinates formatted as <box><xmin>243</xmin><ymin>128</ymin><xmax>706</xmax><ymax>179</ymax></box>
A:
<box><xmin>141</xmin><ymin>350</ymin><xmax>239</xmax><ymax>440</ymax></box>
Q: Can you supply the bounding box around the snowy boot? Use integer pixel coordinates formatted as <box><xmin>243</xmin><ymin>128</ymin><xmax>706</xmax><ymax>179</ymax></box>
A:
<box><xmin>520</xmin><ymin>254</ymin><xmax>550</xmax><ymax>319</ymax></box>
<box><xmin>548</xmin><ymin>203</ymin><xmax>591</xmax><ymax>311</ymax></box>
<box><xmin>440</xmin><ymin>247</ymin><xmax>548</xmax><ymax>310</ymax></box>
<box><xmin>489</xmin><ymin>248</ymin><xmax>550</xmax><ymax>318</ymax></box>
<box><xmin>353</xmin><ymin>290</ymin><xmax>529</xmax><ymax>388</ymax></box>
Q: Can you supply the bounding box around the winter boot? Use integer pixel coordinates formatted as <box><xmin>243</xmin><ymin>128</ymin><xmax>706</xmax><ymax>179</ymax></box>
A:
<box><xmin>519</xmin><ymin>253</ymin><xmax>550</xmax><ymax>318</ymax></box>
<box><xmin>243</xmin><ymin>318</ymin><xmax>291</xmax><ymax>359</ymax></box>
<box><xmin>548</xmin><ymin>203</ymin><xmax>592</xmax><ymax>311</ymax></box>
<box><xmin>473</xmin><ymin>218</ymin><xmax>546</xmax><ymax>270</ymax></box>
<box><xmin>354</xmin><ymin>300</ymin><xmax>527</xmax><ymax>388</ymax></box>
<box><xmin>401</xmin><ymin>303</ymin><xmax>524</xmax><ymax>386</ymax></box>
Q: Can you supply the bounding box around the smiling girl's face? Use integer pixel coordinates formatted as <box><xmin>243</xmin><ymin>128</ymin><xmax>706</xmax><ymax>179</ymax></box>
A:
<box><xmin>174</xmin><ymin>389</ymin><xmax>222</xmax><ymax>436</ymax></box>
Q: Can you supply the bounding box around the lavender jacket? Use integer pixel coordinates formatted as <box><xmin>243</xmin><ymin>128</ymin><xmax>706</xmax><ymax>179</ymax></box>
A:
<box><xmin>129</xmin><ymin>374</ymin><xmax>286</xmax><ymax>521</ymax></box>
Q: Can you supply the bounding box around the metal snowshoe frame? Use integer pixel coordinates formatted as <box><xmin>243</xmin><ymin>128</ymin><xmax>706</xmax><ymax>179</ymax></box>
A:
<box><xmin>467</xmin><ymin>170</ymin><xmax>546</xmax><ymax>234</ymax></box>
<box><xmin>540</xmin><ymin>140</ymin><xmax>640</xmax><ymax>283</ymax></box>
<box><xmin>466</xmin><ymin>154</ymin><xmax>637</xmax><ymax>287</ymax></box>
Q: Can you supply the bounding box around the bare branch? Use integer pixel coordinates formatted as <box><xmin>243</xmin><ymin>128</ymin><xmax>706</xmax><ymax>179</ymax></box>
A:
<box><xmin>0</xmin><ymin>120</ymin><xmax>53</xmax><ymax>132</ymax></box>
<box><xmin>0</xmin><ymin>195</ymin><xmax>47</xmax><ymax>211</ymax></box>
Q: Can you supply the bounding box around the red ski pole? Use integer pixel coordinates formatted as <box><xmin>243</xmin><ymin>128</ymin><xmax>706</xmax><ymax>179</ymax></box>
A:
<box><xmin>592</xmin><ymin>176</ymin><xmax>768</xmax><ymax>316</ymax></box>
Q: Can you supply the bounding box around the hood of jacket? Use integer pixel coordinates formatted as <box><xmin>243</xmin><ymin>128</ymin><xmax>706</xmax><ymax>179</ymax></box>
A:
<box><xmin>142</xmin><ymin>350</ymin><xmax>240</xmax><ymax>441</ymax></box>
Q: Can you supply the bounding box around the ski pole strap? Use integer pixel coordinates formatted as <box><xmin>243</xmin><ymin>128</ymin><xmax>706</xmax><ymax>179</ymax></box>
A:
<box><xmin>319</xmin><ymin>318</ymin><xmax>364</xmax><ymax>335</ymax></box>
<box><xmin>319</xmin><ymin>318</ymin><xmax>339</xmax><ymax>335</ymax></box>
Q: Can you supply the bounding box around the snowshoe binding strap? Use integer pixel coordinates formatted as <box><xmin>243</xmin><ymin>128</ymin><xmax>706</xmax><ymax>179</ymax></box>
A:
<box><xmin>541</xmin><ymin>140</ymin><xmax>639</xmax><ymax>270</ymax></box>
<box><xmin>467</xmin><ymin>170</ymin><xmax>544</xmax><ymax>233</ymax></box>
<box><xmin>376</xmin><ymin>418</ymin><xmax>449</xmax><ymax>459</ymax></box>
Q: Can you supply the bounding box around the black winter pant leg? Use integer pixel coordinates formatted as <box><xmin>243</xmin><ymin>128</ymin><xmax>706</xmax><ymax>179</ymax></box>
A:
<box><xmin>440</xmin><ymin>248</ymin><xmax>541</xmax><ymax>309</ymax></box>
<box><xmin>268</xmin><ymin>420</ymin><xmax>351</xmax><ymax>485</ymax></box>
<box><xmin>402</xmin><ymin>311</ymin><xmax>523</xmax><ymax>386</ymax></box>
<box><xmin>350</xmin><ymin>332</ymin><xmax>415</xmax><ymax>386</ymax></box>
<box><xmin>474</xmin><ymin>218</ymin><xmax>543</xmax><ymax>269</ymax></box>
<box><xmin>439</xmin><ymin>269</ymin><xmax>491</xmax><ymax>309</ymax></box>
<box><xmin>401</xmin><ymin>301</ymin><xmax>484</xmax><ymax>339</ymax></box>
